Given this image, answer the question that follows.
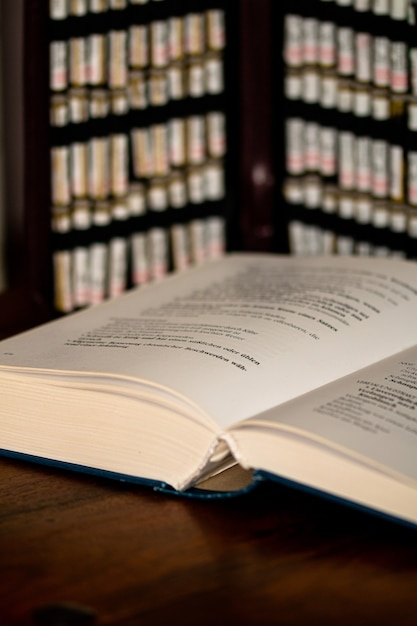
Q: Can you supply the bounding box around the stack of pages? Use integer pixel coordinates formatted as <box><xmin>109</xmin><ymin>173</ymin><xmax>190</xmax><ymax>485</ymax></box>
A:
<box><xmin>1</xmin><ymin>254</ymin><xmax>417</xmax><ymax>527</ymax></box>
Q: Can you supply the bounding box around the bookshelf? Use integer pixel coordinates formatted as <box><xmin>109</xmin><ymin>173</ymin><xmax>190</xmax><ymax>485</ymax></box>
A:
<box><xmin>278</xmin><ymin>0</ymin><xmax>417</xmax><ymax>259</ymax></box>
<box><xmin>47</xmin><ymin>0</ymin><xmax>238</xmax><ymax>313</ymax></box>
<box><xmin>0</xmin><ymin>0</ymin><xmax>52</xmax><ymax>338</ymax></box>
<box><xmin>4</xmin><ymin>0</ymin><xmax>417</xmax><ymax>338</ymax></box>
<box><xmin>0</xmin><ymin>0</ymin><xmax>275</xmax><ymax>338</ymax></box>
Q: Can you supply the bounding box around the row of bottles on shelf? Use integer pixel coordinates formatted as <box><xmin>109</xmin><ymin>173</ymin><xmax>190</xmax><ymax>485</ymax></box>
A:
<box><xmin>48</xmin><ymin>0</ymin><xmax>231</xmax><ymax>311</ymax></box>
<box><xmin>281</xmin><ymin>0</ymin><xmax>417</xmax><ymax>258</ymax></box>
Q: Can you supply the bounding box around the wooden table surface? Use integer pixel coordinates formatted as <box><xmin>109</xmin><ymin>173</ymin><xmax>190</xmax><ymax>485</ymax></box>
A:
<box><xmin>1</xmin><ymin>455</ymin><xmax>417</xmax><ymax>626</ymax></box>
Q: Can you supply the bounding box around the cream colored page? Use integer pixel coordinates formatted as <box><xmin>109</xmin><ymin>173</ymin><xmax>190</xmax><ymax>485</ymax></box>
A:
<box><xmin>239</xmin><ymin>344</ymin><xmax>417</xmax><ymax>484</ymax></box>
<box><xmin>2</xmin><ymin>254</ymin><xmax>417</xmax><ymax>428</ymax></box>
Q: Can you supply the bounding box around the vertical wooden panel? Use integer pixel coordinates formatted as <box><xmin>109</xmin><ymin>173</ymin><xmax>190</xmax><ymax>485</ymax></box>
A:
<box><xmin>239</xmin><ymin>0</ymin><xmax>275</xmax><ymax>251</ymax></box>
<box><xmin>23</xmin><ymin>0</ymin><xmax>53</xmax><ymax>305</ymax></box>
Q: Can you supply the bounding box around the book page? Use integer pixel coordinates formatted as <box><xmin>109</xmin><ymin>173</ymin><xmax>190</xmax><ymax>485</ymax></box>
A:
<box><xmin>239</xmin><ymin>344</ymin><xmax>417</xmax><ymax>484</ymax></box>
<box><xmin>2</xmin><ymin>254</ymin><xmax>417</xmax><ymax>428</ymax></box>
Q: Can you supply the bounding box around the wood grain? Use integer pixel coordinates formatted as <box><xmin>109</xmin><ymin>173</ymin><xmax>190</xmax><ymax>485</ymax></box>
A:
<box><xmin>1</xmin><ymin>456</ymin><xmax>417</xmax><ymax>626</ymax></box>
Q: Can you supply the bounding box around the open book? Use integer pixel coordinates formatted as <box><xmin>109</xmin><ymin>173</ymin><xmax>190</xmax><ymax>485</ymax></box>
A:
<box><xmin>2</xmin><ymin>254</ymin><xmax>417</xmax><ymax>527</ymax></box>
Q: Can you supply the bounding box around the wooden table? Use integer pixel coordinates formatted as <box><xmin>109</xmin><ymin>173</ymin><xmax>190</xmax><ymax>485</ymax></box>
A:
<box><xmin>1</xmin><ymin>455</ymin><xmax>417</xmax><ymax>626</ymax></box>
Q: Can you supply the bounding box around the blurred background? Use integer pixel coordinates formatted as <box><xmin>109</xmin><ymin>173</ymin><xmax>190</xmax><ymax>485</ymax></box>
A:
<box><xmin>0</xmin><ymin>0</ymin><xmax>415</xmax><ymax>337</ymax></box>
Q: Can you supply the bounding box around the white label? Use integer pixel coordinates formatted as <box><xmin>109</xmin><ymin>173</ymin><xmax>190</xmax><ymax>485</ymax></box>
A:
<box><xmin>338</xmin><ymin>131</ymin><xmax>355</xmax><ymax>189</ymax></box>
<box><xmin>70</xmin><ymin>0</ymin><xmax>88</xmax><ymax>15</ymax></box>
<box><xmin>205</xmin><ymin>55</ymin><xmax>224</xmax><ymax>95</ymax></box>
<box><xmin>372</xmin><ymin>204</ymin><xmax>389</xmax><ymax>228</ymax></box>
<box><xmin>187</xmin><ymin>116</ymin><xmax>206</xmax><ymax>164</ymax></box>
<box><xmin>171</xmin><ymin>224</ymin><xmax>190</xmax><ymax>271</ymax></box>
<box><xmin>184</xmin><ymin>13</ymin><xmax>204</xmax><ymax>56</ymax></box>
<box><xmin>89</xmin><ymin>243</ymin><xmax>107</xmax><ymax>305</ymax></box>
<box><xmin>390</xmin><ymin>145</ymin><xmax>404</xmax><ymax>201</ymax></box>
<box><xmin>50</xmin><ymin>41</ymin><xmax>67</xmax><ymax>91</ymax></box>
<box><xmin>131</xmin><ymin>128</ymin><xmax>153</xmax><ymax>178</ymax></box>
<box><xmin>302</xmin><ymin>68</ymin><xmax>320</xmax><ymax>103</ymax></box>
<box><xmin>168</xmin><ymin>64</ymin><xmax>185</xmax><ymax>100</ymax></box>
<box><xmin>88</xmin><ymin>34</ymin><xmax>106</xmax><ymax>85</ymax></box>
<box><xmin>90</xmin><ymin>0</ymin><xmax>109</xmax><ymax>12</ymax></box>
<box><xmin>285</xmin><ymin>71</ymin><xmax>302</xmax><ymax>100</ymax></box>
<box><xmin>319</xmin><ymin>21</ymin><xmax>336</xmax><ymax>67</ymax></box>
<box><xmin>353</xmin><ymin>89</ymin><xmax>371</xmax><ymax>117</ymax></box>
<box><xmin>151</xmin><ymin>20</ymin><xmax>168</xmax><ymax>67</ymax></box>
<box><xmin>92</xmin><ymin>202</ymin><xmax>111</xmax><ymax>227</ymax></box>
<box><xmin>373</xmin><ymin>37</ymin><xmax>390</xmax><ymax>87</ymax></box>
<box><xmin>168</xmin><ymin>17</ymin><xmax>184</xmax><ymax>60</ymax></box>
<box><xmin>189</xmin><ymin>220</ymin><xmax>207</xmax><ymax>264</ymax></box>
<box><xmin>288</xmin><ymin>220</ymin><xmax>307</xmax><ymax>256</ymax></box>
<box><xmin>355</xmin><ymin>136</ymin><xmax>372</xmax><ymax>191</ymax></box>
<box><xmin>355</xmin><ymin>33</ymin><xmax>372</xmax><ymax>83</ymax></box>
<box><xmin>187</xmin><ymin>168</ymin><xmax>205</xmax><ymax>203</ymax></box>
<box><xmin>51</xmin><ymin>146</ymin><xmax>71</xmax><ymax>205</ymax></box>
<box><xmin>390</xmin><ymin>0</ymin><xmax>408</xmax><ymax>20</ymax></box>
<box><xmin>188</xmin><ymin>61</ymin><xmax>205</xmax><ymax>97</ymax></box>
<box><xmin>204</xmin><ymin>161</ymin><xmax>225</xmax><ymax>200</ymax></box>
<box><xmin>373</xmin><ymin>0</ymin><xmax>389</xmax><ymax>15</ymax></box>
<box><xmin>206</xmin><ymin>216</ymin><xmax>225</xmax><ymax>259</ymax></box>
<box><xmin>409</xmin><ymin>213</ymin><xmax>417</xmax><ymax>238</ymax></box>
<box><xmin>129</xmin><ymin>25</ymin><xmax>149</xmax><ymax>68</ymax></box>
<box><xmin>354</xmin><ymin>0</ymin><xmax>371</xmax><ymax>10</ymax></box>
<box><xmin>390</xmin><ymin>42</ymin><xmax>408</xmax><ymax>93</ymax></box>
<box><xmin>128</xmin><ymin>184</ymin><xmax>146</xmax><ymax>216</ymax></box>
<box><xmin>372</xmin><ymin>91</ymin><xmax>390</xmax><ymax>120</ymax></box>
<box><xmin>88</xmin><ymin>137</ymin><xmax>110</xmax><ymax>199</ymax></box>
<box><xmin>131</xmin><ymin>233</ymin><xmax>149</xmax><ymax>286</ymax></box>
<box><xmin>338</xmin><ymin>28</ymin><xmax>354</xmax><ymax>76</ymax></box>
<box><xmin>355</xmin><ymin>196</ymin><xmax>373</xmax><ymax>223</ymax></box>
<box><xmin>207</xmin><ymin>10</ymin><xmax>226</xmax><ymax>51</ymax></box>
<box><xmin>169</xmin><ymin>175</ymin><xmax>187</xmax><ymax>208</ymax></box>
<box><xmin>320</xmin><ymin>127</ymin><xmax>337</xmax><ymax>176</ymax></box>
<box><xmin>149</xmin><ymin>71</ymin><xmax>168</xmax><ymax>106</ymax></box>
<box><xmin>108</xmin><ymin>31</ymin><xmax>128</xmax><ymax>88</ymax></box>
<box><xmin>304</xmin><ymin>122</ymin><xmax>320</xmax><ymax>171</ymax></box>
<box><xmin>408</xmin><ymin>152</ymin><xmax>417</xmax><ymax>205</ymax></box>
<box><xmin>322</xmin><ymin>186</ymin><xmax>338</xmax><ymax>213</ymax></box>
<box><xmin>283</xmin><ymin>178</ymin><xmax>304</xmax><ymax>205</ymax></box>
<box><xmin>303</xmin><ymin>18</ymin><xmax>319</xmax><ymax>65</ymax></box>
<box><xmin>337</xmin><ymin>81</ymin><xmax>353</xmax><ymax>112</ymax></box>
<box><xmin>111</xmin><ymin>199</ymin><xmax>129</xmax><ymax>221</ymax></box>
<box><xmin>168</xmin><ymin>118</ymin><xmax>186</xmax><ymax>166</ymax></box>
<box><xmin>283</xmin><ymin>14</ymin><xmax>303</xmax><ymax>67</ymax></box>
<box><xmin>336</xmin><ymin>236</ymin><xmax>355</xmax><ymax>255</ymax></box>
<box><xmin>108</xmin><ymin>237</ymin><xmax>128</xmax><ymax>298</ymax></box>
<box><xmin>339</xmin><ymin>194</ymin><xmax>355</xmax><ymax>219</ymax></box>
<box><xmin>52</xmin><ymin>208</ymin><xmax>71</xmax><ymax>233</ymax></box>
<box><xmin>70</xmin><ymin>37</ymin><xmax>88</xmax><ymax>86</ymax></box>
<box><xmin>70</xmin><ymin>142</ymin><xmax>88</xmax><ymax>198</ymax></box>
<box><xmin>391</xmin><ymin>209</ymin><xmax>407</xmax><ymax>232</ymax></box>
<box><xmin>50</xmin><ymin>0</ymin><xmax>68</xmax><ymax>19</ymax></box>
<box><xmin>53</xmin><ymin>251</ymin><xmax>73</xmax><ymax>313</ymax></box>
<box><xmin>207</xmin><ymin>111</ymin><xmax>226</xmax><ymax>157</ymax></box>
<box><xmin>148</xmin><ymin>182</ymin><xmax>168</xmax><ymax>211</ymax></box>
<box><xmin>320</xmin><ymin>73</ymin><xmax>338</xmax><ymax>108</ymax></box>
<box><xmin>72</xmin><ymin>246</ymin><xmax>90</xmax><ymax>309</ymax></box>
<box><xmin>286</xmin><ymin>118</ymin><xmax>305</xmax><ymax>174</ymax></box>
<box><xmin>152</xmin><ymin>124</ymin><xmax>169</xmax><ymax>176</ymax></box>
<box><xmin>303</xmin><ymin>177</ymin><xmax>322</xmax><ymax>209</ymax></box>
<box><xmin>372</xmin><ymin>140</ymin><xmax>389</xmax><ymax>197</ymax></box>
<box><xmin>148</xmin><ymin>228</ymin><xmax>168</xmax><ymax>280</ymax></box>
<box><xmin>110</xmin><ymin>134</ymin><xmax>129</xmax><ymax>196</ymax></box>
<box><xmin>410</xmin><ymin>49</ymin><xmax>417</xmax><ymax>97</ymax></box>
